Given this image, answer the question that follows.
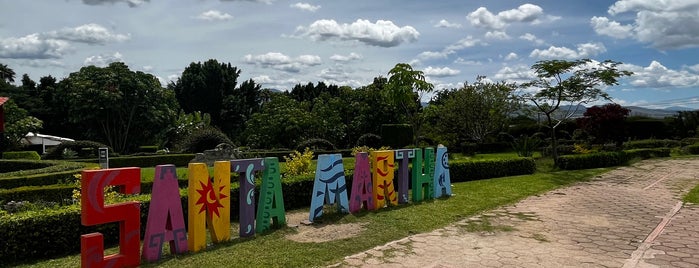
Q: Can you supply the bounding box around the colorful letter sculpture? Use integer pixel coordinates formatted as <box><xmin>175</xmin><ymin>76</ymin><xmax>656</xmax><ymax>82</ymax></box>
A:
<box><xmin>309</xmin><ymin>154</ymin><xmax>349</xmax><ymax>222</ymax></box>
<box><xmin>256</xmin><ymin>157</ymin><xmax>287</xmax><ymax>233</ymax></box>
<box><xmin>371</xmin><ymin>150</ymin><xmax>397</xmax><ymax>209</ymax></box>
<box><xmin>412</xmin><ymin>148</ymin><xmax>435</xmax><ymax>202</ymax></box>
<box><xmin>433</xmin><ymin>146</ymin><xmax>453</xmax><ymax>198</ymax></box>
<box><xmin>232</xmin><ymin>158</ymin><xmax>265</xmax><ymax>237</ymax></box>
<box><xmin>188</xmin><ymin>162</ymin><xmax>230</xmax><ymax>252</ymax></box>
<box><xmin>142</xmin><ymin>165</ymin><xmax>187</xmax><ymax>262</ymax></box>
<box><xmin>81</xmin><ymin>167</ymin><xmax>141</xmax><ymax>268</ymax></box>
<box><xmin>349</xmin><ymin>152</ymin><xmax>374</xmax><ymax>213</ymax></box>
<box><xmin>394</xmin><ymin>149</ymin><xmax>414</xmax><ymax>204</ymax></box>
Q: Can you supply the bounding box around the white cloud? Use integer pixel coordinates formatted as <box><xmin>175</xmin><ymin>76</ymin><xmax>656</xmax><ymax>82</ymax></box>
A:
<box><xmin>688</xmin><ymin>64</ymin><xmax>699</xmax><ymax>73</ymax></box>
<box><xmin>84</xmin><ymin>52</ymin><xmax>124</xmax><ymax>67</ymax></box>
<box><xmin>243</xmin><ymin>52</ymin><xmax>321</xmax><ymax>73</ymax></box>
<box><xmin>44</xmin><ymin>23</ymin><xmax>130</xmax><ymax>44</ymax></box>
<box><xmin>485</xmin><ymin>31</ymin><xmax>510</xmax><ymax>40</ymax></box>
<box><xmin>454</xmin><ymin>58</ymin><xmax>482</xmax><ymax>65</ymax></box>
<box><xmin>220</xmin><ymin>0</ymin><xmax>275</xmax><ymax>4</ymax></box>
<box><xmin>142</xmin><ymin>65</ymin><xmax>153</xmax><ymax>71</ymax></box>
<box><xmin>622</xmin><ymin>60</ymin><xmax>699</xmax><ymax>88</ymax></box>
<box><xmin>423</xmin><ymin>66</ymin><xmax>461</xmax><ymax>77</ymax></box>
<box><xmin>0</xmin><ymin>34</ymin><xmax>71</xmax><ymax>59</ymax></box>
<box><xmin>291</xmin><ymin>2</ymin><xmax>320</xmax><ymax>12</ymax></box>
<box><xmin>418</xmin><ymin>51</ymin><xmax>449</xmax><ymax>60</ymax></box>
<box><xmin>519</xmin><ymin>33</ymin><xmax>544</xmax><ymax>45</ymax></box>
<box><xmin>434</xmin><ymin>19</ymin><xmax>462</xmax><ymax>29</ymax></box>
<box><xmin>492</xmin><ymin>65</ymin><xmax>536</xmax><ymax>84</ymax></box>
<box><xmin>445</xmin><ymin>36</ymin><xmax>484</xmax><ymax>52</ymax></box>
<box><xmin>194</xmin><ymin>10</ymin><xmax>233</xmax><ymax>21</ymax></box>
<box><xmin>329</xmin><ymin>52</ymin><xmax>362</xmax><ymax>62</ymax></box>
<box><xmin>81</xmin><ymin>0</ymin><xmax>148</xmax><ymax>8</ymax></box>
<box><xmin>467</xmin><ymin>4</ymin><xmax>544</xmax><ymax>30</ymax></box>
<box><xmin>295</xmin><ymin>19</ymin><xmax>419</xmax><ymax>47</ymax></box>
<box><xmin>504</xmin><ymin>52</ymin><xmax>518</xmax><ymax>60</ymax></box>
<box><xmin>593</xmin><ymin>0</ymin><xmax>699</xmax><ymax>49</ymax></box>
<box><xmin>252</xmin><ymin>75</ymin><xmax>300</xmax><ymax>90</ymax></box>
<box><xmin>530</xmin><ymin>42</ymin><xmax>607</xmax><ymax>59</ymax></box>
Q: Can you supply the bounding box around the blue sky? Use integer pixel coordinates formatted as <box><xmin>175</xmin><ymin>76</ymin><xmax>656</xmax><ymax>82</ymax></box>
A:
<box><xmin>1</xmin><ymin>0</ymin><xmax>698</xmax><ymax>108</ymax></box>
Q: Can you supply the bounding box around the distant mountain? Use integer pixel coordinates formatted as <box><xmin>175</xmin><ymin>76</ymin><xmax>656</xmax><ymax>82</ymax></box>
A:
<box><xmin>626</xmin><ymin>106</ymin><xmax>679</xmax><ymax>119</ymax></box>
<box><xmin>664</xmin><ymin>106</ymin><xmax>696</xmax><ymax>112</ymax></box>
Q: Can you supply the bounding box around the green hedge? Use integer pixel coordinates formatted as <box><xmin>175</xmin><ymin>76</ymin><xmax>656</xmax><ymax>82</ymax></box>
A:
<box><xmin>2</xmin><ymin>151</ymin><xmax>41</xmax><ymax>160</ymax></box>
<box><xmin>381</xmin><ymin>124</ymin><xmax>413</xmax><ymax>149</ymax></box>
<box><xmin>0</xmin><ymin>184</ymin><xmax>75</xmax><ymax>203</ymax></box>
<box><xmin>0</xmin><ymin>160</ymin><xmax>95</xmax><ymax>189</ymax></box>
<box><xmin>624</xmin><ymin>148</ymin><xmax>671</xmax><ymax>159</ymax></box>
<box><xmin>623</xmin><ymin>139</ymin><xmax>681</xmax><ymax>149</ymax></box>
<box><xmin>0</xmin><ymin>160</ymin><xmax>54</xmax><ymax>173</ymax></box>
<box><xmin>108</xmin><ymin>154</ymin><xmax>196</xmax><ymax>168</ymax></box>
<box><xmin>556</xmin><ymin>152</ymin><xmax>628</xmax><ymax>170</ymax></box>
<box><xmin>449</xmin><ymin>158</ymin><xmax>536</xmax><ymax>181</ymax></box>
<box><xmin>685</xmin><ymin>144</ymin><xmax>699</xmax><ymax>155</ymax></box>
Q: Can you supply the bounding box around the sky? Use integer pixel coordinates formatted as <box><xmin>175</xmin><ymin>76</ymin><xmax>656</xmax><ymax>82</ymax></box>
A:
<box><xmin>1</xmin><ymin>0</ymin><xmax>699</xmax><ymax>109</ymax></box>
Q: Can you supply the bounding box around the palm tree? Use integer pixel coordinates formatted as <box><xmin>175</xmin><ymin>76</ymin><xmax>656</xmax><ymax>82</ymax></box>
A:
<box><xmin>0</xmin><ymin>63</ymin><xmax>16</xmax><ymax>83</ymax></box>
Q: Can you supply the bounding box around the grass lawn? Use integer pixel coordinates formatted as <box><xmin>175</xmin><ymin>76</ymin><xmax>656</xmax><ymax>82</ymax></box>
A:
<box><xmin>684</xmin><ymin>184</ymin><xmax>699</xmax><ymax>204</ymax></box>
<box><xmin>18</xmin><ymin>159</ymin><xmax>609</xmax><ymax>268</ymax></box>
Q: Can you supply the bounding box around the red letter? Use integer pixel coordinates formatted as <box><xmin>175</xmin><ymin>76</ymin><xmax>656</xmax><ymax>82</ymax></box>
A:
<box><xmin>81</xmin><ymin>168</ymin><xmax>140</xmax><ymax>268</ymax></box>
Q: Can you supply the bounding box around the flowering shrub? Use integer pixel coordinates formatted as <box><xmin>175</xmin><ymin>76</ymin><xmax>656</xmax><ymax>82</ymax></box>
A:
<box><xmin>283</xmin><ymin>148</ymin><xmax>315</xmax><ymax>176</ymax></box>
<box><xmin>71</xmin><ymin>173</ymin><xmax>121</xmax><ymax>205</ymax></box>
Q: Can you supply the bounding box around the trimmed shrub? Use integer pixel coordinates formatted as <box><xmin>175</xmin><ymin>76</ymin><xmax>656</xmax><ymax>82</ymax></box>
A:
<box><xmin>137</xmin><ymin>145</ymin><xmax>159</xmax><ymax>153</ymax></box>
<box><xmin>681</xmin><ymin>137</ymin><xmax>699</xmax><ymax>146</ymax></box>
<box><xmin>175</xmin><ymin>127</ymin><xmax>233</xmax><ymax>153</ymax></box>
<box><xmin>356</xmin><ymin>133</ymin><xmax>382</xmax><ymax>148</ymax></box>
<box><xmin>623</xmin><ymin>139</ymin><xmax>681</xmax><ymax>149</ymax></box>
<box><xmin>0</xmin><ymin>184</ymin><xmax>75</xmax><ymax>203</ymax></box>
<box><xmin>108</xmin><ymin>154</ymin><xmax>196</xmax><ymax>168</ymax></box>
<box><xmin>2</xmin><ymin>151</ymin><xmax>41</xmax><ymax>160</ymax></box>
<box><xmin>296</xmin><ymin>138</ymin><xmax>335</xmax><ymax>151</ymax></box>
<box><xmin>0</xmin><ymin>160</ymin><xmax>94</xmax><ymax>189</ymax></box>
<box><xmin>556</xmin><ymin>152</ymin><xmax>627</xmax><ymax>170</ymax></box>
<box><xmin>380</xmin><ymin>124</ymin><xmax>412</xmax><ymax>148</ymax></box>
<box><xmin>541</xmin><ymin>145</ymin><xmax>576</xmax><ymax>157</ymax></box>
<box><xmin>43</xmin><ymin>140</ymin><xmax>111</xmax><ymax>160</ymax></box>
<box><xmin>684</xmin><ymin>144</ymin><xmax>699</xmax><ymax>155</ymax></box>
<box><xmin>624</xmin><ymin>148</ymin><xmax>671</xmax><ymax>159</ymax></box>
<box><xmin>450</xmin><ymin>158</ymin><xmax>536</xmax><ymax>181</ymax></box>
<box><xmin>477</xmin><ymin>142</ymin><xmax>511</xmax><ymax>153</ymax></box>
<box><xmin>0</xmin><ymin>160</ymin><xmax>54</xmax><ymax>173</ymax></box>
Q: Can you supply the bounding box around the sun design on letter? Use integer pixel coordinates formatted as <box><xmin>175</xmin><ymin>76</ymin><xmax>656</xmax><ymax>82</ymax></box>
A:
<box><xmin>195</xmin><ymin>180</ymin><xmax>228</xmax><ymax>218</ymax></box>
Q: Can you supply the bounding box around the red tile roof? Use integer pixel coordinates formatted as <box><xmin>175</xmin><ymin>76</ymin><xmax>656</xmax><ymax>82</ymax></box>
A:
<box><xmin>0</xmin><ymin>97</ymin><xmax>8</xmax><ymax>106</ymax></box>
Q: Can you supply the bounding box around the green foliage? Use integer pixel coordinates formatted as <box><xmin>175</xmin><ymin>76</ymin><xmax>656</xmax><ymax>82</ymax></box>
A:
<box><xmin>449</xmin><ymin>158</ymin><xmax>536</xmax><ymax>181</ymax></box>
<box><xmin>356</xmin><ymin>133</ymin><xmax>382</xmax><ymax>148</ymax></box>
<box><xmin>282</xmin><ymin>148</ymin><xmax>315</xmax><ymax>176</ymax></box>
<box><xmin>556</xmin><ymin>151</ymin><xmax>628</xmax><ymax>170</ymax></box>
<box><xmin>384</xmin><ymin>63</ymin><xmax>434</xmax><ymax>143</ymax></box>
<box><xmin>684</xmin><ymin>183</ymin><xmax>699</xmax><ymax>204</ymax></box>
<box><xmin>175</xmin><ymin>126</ymin><xmax>233</xmax><ymax>153</ymax></box>
<box><xmin>1</xmin><ymin>100</ymin><xmax>43</xmax><ymax>150</ymax></box>
<box><xmin>297</xmin><ymin>138</ymin><xmax>335</xmax><ymax>151</ymax></box>
<box><xmin>381</xmin><ymin>124</ymin><xmax>413</xmax><ymax>148</ymax></box>
<box><xmin>510</xmin><ymin>134</ymin><xmax>542</xmax><ymax>157</ymax></box>
<box><xmin>2</xmin><ymin>151</ymin><xmax>40</xmax><ymax>160</ymax></box>
<box><xmin>623</xmin><ymin>139</ymin><xmax>681</xmax><ymax>149</ymax></box>
<box><xmin>0</xmin><ymin>160</ymin><xmax>93</xmax><ymax>188</ymax></box>
<box><xmin>624</xmin><ymin>148</ymin><xmax>671</xmax><ymax>159</ymax></box>
<box><xmin>42</xmin><ymin>140</ymin><xmax>111</xmax><ymax>160</ymax></box>
<box><xmin>683</xmin><ymin>144</ymin><xmax>699</xmax><ymax>155</ymax></box>
<box><xmin>0</xmin><ymin>184</ymin><xmax>75</xmax><ymax>203</ymax></box>
<box><xmin>572</xmin><ymin>144</ymin><xmax>594</xmax><ymax>154</ymax></box>
<box><xmin>626</xmin><ymin>117</ymin><xmax>673</xmax><ymax>140</ymax></box>
<box><xmin>108</xmin><ymin>154</ymin><xmax>196</xmax><ymax>168</ymax></box>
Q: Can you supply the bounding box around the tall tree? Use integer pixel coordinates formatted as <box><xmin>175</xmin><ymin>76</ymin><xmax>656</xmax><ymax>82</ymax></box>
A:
<box><xmin>384</xmin><ymin>63</ymin><xmax>434</xmax><ymax>143</ymax></box>
<box><xmin>220</xmin><ymin>78</ymin><xmax>263</xmax><ymax>141</ymax></box>
<box><xmin>428</xmin><ymin>76</ymin><xmax>521</xmax><ymax>146</ymax></box>
<box><xmin>521</xmin><ymin>59</ymin><xmax>632</xmax><ymax>160</ymax></box>
<box><xmin>0</xmin><ymin>63</ymin><xmax>15</xmax><ymax>84</ymax></box>
<box><xmin>56</xmin><ymin>62</ymin><xmax>178</xmax><ymax>153</ymax></box>
<box><xmin>577</xmin><ymin>103</ymin><xmax>630</xmax><ymax>146</ymax></box>
<box><xmin>169</xmin><ymin>59</ymin><xmax>240</xmax><ymax>128</ymax></box>
<box><xmin>1</xmin><ymin>100</ymin><xmax>42</xmax><ymax>151</ymax></box>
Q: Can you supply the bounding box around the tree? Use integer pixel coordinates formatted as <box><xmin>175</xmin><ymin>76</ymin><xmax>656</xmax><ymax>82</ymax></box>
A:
<box><xmin>577</xmin><ymin>103</ymin><xmax>630</xmax><ymax>146</ymax></box>
<box><xmin>169</xmin><ymin>59</ymin><xmax>240</xmax><ymax>128</ymax></box>
<box><xmin>242</xmin><ymin>93</ymin><xmax>316</xmax><ymax>149</ymax></box>
<box><xmin>384</xmin><ymin>63</ymin><xmax>434</xmax><ymax>143</ymax></box>
<box><xmin>427</xmin><ymin>76</ymin><xmax>521</xmax><ymax>146</ymax></box>
<box><xmin>0</xmin><ymin>63</ymin><xmax>15</xmax><ymax>84</ymax></box>
<box><xmin>220</xmin><ymin>79</ymin><xmax>263</xmax><ymax>141</ymax></box>
<box><xmin>56</xmin><ymin>62</ymin><xmax>178</xmax><ymax>153</ymax></box>
<box><xmin>521</xmin><ymin>59</ymin><xmax>632</xmax><ymax>160</ymax></box>
<box><xmin>1</xmin><ymin>100</ymin><xmax>42</xmax><ymax>151</ymax></box>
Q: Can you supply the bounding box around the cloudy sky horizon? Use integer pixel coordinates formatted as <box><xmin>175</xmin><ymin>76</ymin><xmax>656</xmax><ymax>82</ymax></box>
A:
<box><xmin>1</xmin><ymin>0</ymin><xmax>698</xmax><ymax>109</ymax></box>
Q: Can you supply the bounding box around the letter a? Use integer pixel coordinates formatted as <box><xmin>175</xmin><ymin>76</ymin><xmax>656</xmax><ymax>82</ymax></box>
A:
<box><xmin>81</xmin><ymin>168</ymin><xmax>140</xmax><ymax>268</ymax></box>
<box><xmin>433</xmin><ymin>146</ymin><xmax>452</xmax><ymax>198</ymax></box>
<box><xmin>349</xmin><ymin>152</ymin><xmax>374</xmax><ymax>213</ymax></box>
<box><xmin>372</xmin><ymin>150</ymin><xmax>397</xmax><ymax>209</ymax></box>
<box><xmin>256</xmin><ymin>157</ymin><xmax>286</xmax><ymax>233</ymax></box>
<box><xmin>309</xmin><ymin>154</ymin><xmax>349</xmax><ymax>222</ymax></box>
<box><xmin>142</xmin><ymin>165</ymin><xmax>187</xmax><ymax>262</ymax></box>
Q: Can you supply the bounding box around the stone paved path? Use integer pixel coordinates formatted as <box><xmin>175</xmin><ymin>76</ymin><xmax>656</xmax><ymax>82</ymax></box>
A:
<box><xmin>334</xmin><ymin>158</ymin><xmax>699</xmax><ymax>267</ymax></box>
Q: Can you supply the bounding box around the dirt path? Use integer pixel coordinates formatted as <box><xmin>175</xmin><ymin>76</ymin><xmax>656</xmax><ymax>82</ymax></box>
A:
<box><xmin>332</xmin><ymin>158</ymin><xmax>699</xmax><ymax>267</ymax></box>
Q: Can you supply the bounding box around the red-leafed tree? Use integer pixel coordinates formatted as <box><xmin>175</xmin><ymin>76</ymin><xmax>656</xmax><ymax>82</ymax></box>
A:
<box><xmin>577</xmin><ymin>103</ymin><xmax>630</xmax><ymax>146</ymax></box>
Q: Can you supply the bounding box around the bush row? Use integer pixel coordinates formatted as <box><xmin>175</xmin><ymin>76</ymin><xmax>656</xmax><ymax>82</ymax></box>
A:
<box><xmin>449</xmin><ymin>158</ymin><xmax>537</xmax><ymax>181</ymax></box>
<box><xmin>556</xmin><ymin>152</ymin><xmax>628</xmax><ymax>170</ymax></box>
<box><xmin>2</xmin><ymin>151</ymin><xmax>41</xmax><ymax>160</ymax></box>
<box><xmin>240</xmin><ymin>149</ymin><xmax>353</xmax><ymax>160</ymax></box>
<box><xmin>624</xmin><ymin>148</ymin><xmax>672</xmax><ymax>159</ymax></box>
<box><xmin>684</xmin><ymin>144</ymin><xmax>699</xmax><ymax>155</ymax></box>
<box><xmin>623</xmin><ymin>139</ymin><xmax>681</xmax><ymax>149</ymax></box>
<box><xmin>109</xmin><ymin>154</ymin><xmax>196</xmax><ymax>168</ymax></box>
<box><xmin>0</xmin><ymin>160</ymin><xmax>54</xmax><ymax>173</ymax></box>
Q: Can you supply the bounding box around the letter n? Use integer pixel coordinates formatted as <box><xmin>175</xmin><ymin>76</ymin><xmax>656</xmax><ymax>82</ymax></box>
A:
<box><xmin>394</xmin><ymin>149</ymin><xmax>414</xmax><ymax>204</ymax></box>
<box><xmin>412</xmin><ymin>148</ymin><xmax>435</xmax><ymax>202</ymax></box>
<box><xmin>81</xmin><ymin>167</ymin><xmax>140</xmax><ymax>268</ymax></box>
<box><xmin>231</xmin><ymin>158</ymin><xmax>265</xmax><ymax>237</ymax></box>
<box><xmin>433</xmin><ymin>146</ymin><xmax>452</xmax><ymax>198</ymax></box>
<box><xmin>371</xmin><ymin>150</ymin><xmax>396</xmax><ymax>209</ymax></box>
<box><xmin>256</xmin><ymin>157</ymin><xmax>286</xmax><ymax>233</ymax></box>
<box><xmin>309</xmin><ymin>154</ymin><xmax>349</xmax><ymax>222</ymax></box>
<box><xmin>349</xmin><ymin>152</ymin><xmax>374</xmax><ymax>213</ymax></box>
<box><xmin>187</xmin><ymin>162</ymin><xmax>230</xmax><ymax>252</ymax></box>
<box><xmin>142</xmin><ymin>165</ymin><xmax>187</xmax><ymax>262</ymax></box>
